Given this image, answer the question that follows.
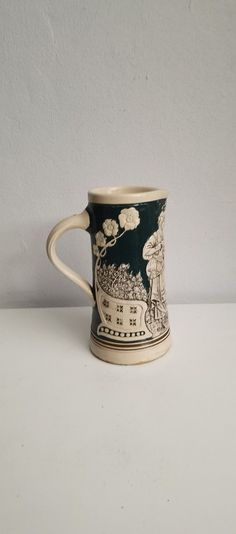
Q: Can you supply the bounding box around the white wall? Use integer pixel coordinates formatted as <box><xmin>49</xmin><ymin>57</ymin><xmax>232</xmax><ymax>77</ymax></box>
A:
<box><xmin>1</xmin><ymin>0</ymin><xmax>235</xmax><ymax>307</ymax></box>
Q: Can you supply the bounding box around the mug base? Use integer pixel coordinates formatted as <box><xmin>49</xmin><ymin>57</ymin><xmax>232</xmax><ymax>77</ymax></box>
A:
<box><xmin>89</xmin><ymin>333</ymin><xmax>171</xmax><ymax>365</ymax></box>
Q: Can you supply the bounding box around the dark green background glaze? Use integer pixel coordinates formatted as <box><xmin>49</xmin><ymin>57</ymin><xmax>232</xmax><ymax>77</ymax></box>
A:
<box><xmin>86</xmin><ymin>199</ymin><xmax>167</xmax><ymax>337</ymax></box>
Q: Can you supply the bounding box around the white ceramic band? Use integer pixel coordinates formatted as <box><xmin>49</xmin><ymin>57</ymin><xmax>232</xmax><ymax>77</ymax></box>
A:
<box><xmin>90</xmin><ymin>333</ymin><xmax>171</xmax><ymax>365</ymax></box>
<box><xmin>88</xmin><ymin>186</ymin><xmax>168</xmax><ymax>205</ymax></box>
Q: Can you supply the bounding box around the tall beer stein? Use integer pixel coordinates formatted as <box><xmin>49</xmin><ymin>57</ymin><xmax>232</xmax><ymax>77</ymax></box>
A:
<box><xmin>46</xmin><ymin>186</ymin><xmax>171</xmax><ymax>365</ymax></box>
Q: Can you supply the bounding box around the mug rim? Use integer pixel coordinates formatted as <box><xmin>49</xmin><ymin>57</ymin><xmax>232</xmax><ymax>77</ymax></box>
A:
<box><xmin>88</xmin><ymin>186</ymin><xmax>168</xmax><ymax>204</ymax></box>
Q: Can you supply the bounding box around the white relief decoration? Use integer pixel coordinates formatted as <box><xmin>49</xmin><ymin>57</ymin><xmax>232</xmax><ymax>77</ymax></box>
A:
<box><xmin>142</xmin><ymin>209</ymin><xmax>169</xmax><ymax>336</ymax></box>
<box><xmin>95</xmin><ymin>231</ymin><xmax>107</xmax><ymax>247</ymax></box>
<box><xmin>118</xmin><ymin>207</ymin><xmax>140</xmax><ymax>231</ymax></box>
<box><xmin>93</xmin><ymin>206</ymin><xmax>169</xmax><ymax>342</ymax></box>
<box><xmin>102</xmin><ymin>219</ymin><xmax>119</xmax><ymax>237</ymax></box>
<box><xmin>93</xmin><ymin>244</ymin><xmax>99</xmax><ymax>257</ymax></box>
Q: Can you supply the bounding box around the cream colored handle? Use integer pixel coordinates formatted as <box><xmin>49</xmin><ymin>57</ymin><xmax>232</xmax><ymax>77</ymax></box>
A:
<box><xmin>46</xmin><ymin>210</ymin><xmax>95</xmax><ymax>305</ymax></box>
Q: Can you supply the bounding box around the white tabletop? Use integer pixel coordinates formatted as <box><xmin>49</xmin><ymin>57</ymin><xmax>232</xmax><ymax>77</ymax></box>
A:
<box><xmin>0</xmin><ymin>304</ymin><xmax>235</xmax><ymax>534</ymax></box>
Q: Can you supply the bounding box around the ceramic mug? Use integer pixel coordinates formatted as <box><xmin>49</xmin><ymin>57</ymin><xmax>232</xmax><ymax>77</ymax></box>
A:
<box><xmin>46</xmin><ymin>186</ymin><xmax>171</xmax><ymax>365</ymax></box>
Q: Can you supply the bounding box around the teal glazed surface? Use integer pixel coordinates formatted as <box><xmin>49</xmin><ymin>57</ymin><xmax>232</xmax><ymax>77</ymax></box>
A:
<box><xmin>86</xmin><ymin>199</ymin><xmax>168</xmax><ymax>346</ymax></box>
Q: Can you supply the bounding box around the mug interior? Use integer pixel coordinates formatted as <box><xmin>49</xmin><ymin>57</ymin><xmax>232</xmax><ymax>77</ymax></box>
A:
<box><xmin>88</xmin><ymin>186</ymin><xmax>168</xmax><ymax>204</ymax></box>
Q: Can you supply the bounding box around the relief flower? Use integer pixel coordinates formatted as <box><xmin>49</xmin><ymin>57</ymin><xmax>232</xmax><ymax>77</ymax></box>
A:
<box><xmin>93</xmin><ymin>244</ymin><xmax>99</xmax><ymax>256</ymax></box>
<box><xmin>102</xmin><ymin>219</ymin><xmax>119</xmax><ymax>237</ymax></box>
<box><xmin>118</xmin><ymin>207</ymin><xmax>140</xmax><ymax>231</ymax></box>
<box><xmin>95</xmin><ymin>231</ymin><xmax>106</xmax><ymax>247</ymax></box>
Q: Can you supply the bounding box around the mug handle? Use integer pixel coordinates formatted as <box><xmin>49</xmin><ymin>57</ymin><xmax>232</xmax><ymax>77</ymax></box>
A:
<box><xmin>46</xmin><ymin>210</ymin><xmax>95</xmax><ymax>305</ymax></box>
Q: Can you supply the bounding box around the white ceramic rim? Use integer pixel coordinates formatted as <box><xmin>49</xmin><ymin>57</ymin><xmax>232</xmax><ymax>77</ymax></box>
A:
<box><xmin>88</xmin><ymin>186</ymin><xmax>168</xmax><ymax>204</ymax></box>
